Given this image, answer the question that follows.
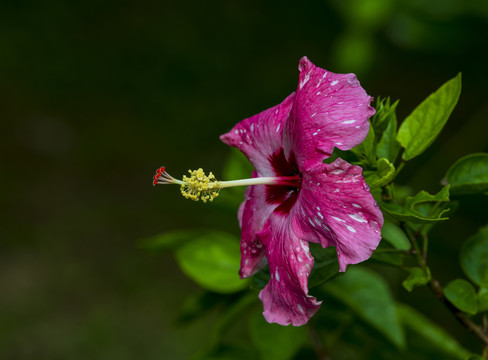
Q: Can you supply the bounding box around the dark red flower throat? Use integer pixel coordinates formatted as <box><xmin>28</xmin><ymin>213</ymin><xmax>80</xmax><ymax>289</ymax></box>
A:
<box><xmin>265</xmin><ymin>148</ymin><xmax>301</xmax><ymax>214</ymax></box>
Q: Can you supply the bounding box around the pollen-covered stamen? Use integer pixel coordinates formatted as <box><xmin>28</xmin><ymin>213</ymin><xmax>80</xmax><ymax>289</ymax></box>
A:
<box><xmin>181</xmin><ymin>168</ymin><xmax>220</xmax><ymax>203</ymax></box>
<box><xmin>153</xmin><ymin>165</ymin><xmax>301</xmax><ymax>203</ymax></box>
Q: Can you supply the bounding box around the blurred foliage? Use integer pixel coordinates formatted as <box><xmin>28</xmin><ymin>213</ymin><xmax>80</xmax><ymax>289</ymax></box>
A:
<box><xmin>1</xmin><ymin>0</ymin><xmax>488</xmax><ymax>359</ymax></box>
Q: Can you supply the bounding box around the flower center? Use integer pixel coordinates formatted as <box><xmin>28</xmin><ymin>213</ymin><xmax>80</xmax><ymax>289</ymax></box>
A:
<box><xmin>265</xmin><ymin>148</ymin><xmax>302</xmax><ymax>214</ymax></box>
<box><xmin>153</xmin><ymin>166</ymin><xmax>300</xmax><ymax>203</ymax></box>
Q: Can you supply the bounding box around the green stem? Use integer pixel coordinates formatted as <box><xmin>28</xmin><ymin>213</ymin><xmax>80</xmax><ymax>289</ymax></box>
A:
<box><xmin>393</xmin><ymin>160</ymin><xmax>406</xmax><ymax>179</ymax></box>
<box><xmin>403</xmin><ymin>225</ymin><xmax>426</xmax><ymax>268</ymax></box>
<box><xmin>422</xmin><ymin>233</ymin><xmax>429</xmax><ymax>264</ymax></box>
<box><xmin>403</xmin><ymin>223</ymin><xmax>488</xmax><ymax>347</ymax></box>
<box><xmin>483</xmin><ymin>314</ymin><xmax>488</xmax><ymax>359</ymax></box>
<box><xmin>430</xmin><ymin>279</ymin><xmax>488</xmax><ymax>347</ymax></box>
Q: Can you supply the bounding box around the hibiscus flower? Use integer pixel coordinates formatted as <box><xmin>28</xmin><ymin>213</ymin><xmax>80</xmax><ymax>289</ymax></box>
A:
<box><xmin>153</xmin><ymin>56</ymin><xmax>383</xmax><ymax>326</ymax></box>
<box><xmin>219</xmin><ymin>56</ymin><xmax>383</xmax><ymax>326</ymax></box>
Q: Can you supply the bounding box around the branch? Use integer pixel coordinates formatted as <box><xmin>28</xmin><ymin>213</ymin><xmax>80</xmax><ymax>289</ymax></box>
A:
<box><xmin>430</xmin><ymin>278</ymin><xmax>488</xmax><ymax>346</ymax></box>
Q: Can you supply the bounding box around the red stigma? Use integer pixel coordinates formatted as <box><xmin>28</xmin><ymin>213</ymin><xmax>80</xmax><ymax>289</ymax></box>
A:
<box><xmin>153</xmin><ymin>165</ymin><xmax>166</xmax><ymax>186</ymax></box>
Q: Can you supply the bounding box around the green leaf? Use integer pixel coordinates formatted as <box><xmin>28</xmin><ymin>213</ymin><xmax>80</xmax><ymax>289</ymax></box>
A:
<box><xmin>251</xmin><ymin>245</ymin><xmax>340</xmax><ymax>290</ymax></box>
<box><xmin>370</xmin><ymin>240</ymin><xmax>405</xmax><ymax>267</ymax></box>
<box><xmin>381</xmin><ymin>203</ymin><xmax>449</xmax><ymax>224</ymax></box>
<box><xmin>376</xmin><ymin>107</ymin><xmax>401</xmax><ymax>163</ymax></box>
<box><xmin>402</xmin><ymin>267</ymin><xmax>431</xmax><ymax>292</ymax></box>
<box><xmin>445</xmin><ymin>153</ymin><xmax>488</xmax><ymax>195</ymax></box>
<box><xmin>351</xmin><ymin>121</ymin><xmax>376</xmax><ymax>166</ymax></box>
<box><xmin>460</xmin><ymin>225</ymin><xmax>488</xmax><ymax>287</ymax></box>
<box><xmin>371</xmin><ymin>97</ymin><xmax>399</xmax><ymax>136</ymax></box>
<box><xmin>308</xmin><ymin>244</ymin><xmax>340</xmax><ymax>288</ymax></box>
<box><xmin>175</xmin><ymin>291</ymin><xmax>228</xmax><ymax>325</ymax></box>
<box><xmin>223</xmin><ymin>147</ymin><xmax>254</xmax><ymax>181</ymax></box>
<box><xmin>444</xmin><ymin>279</ymin><xmax>478</xmax><ymax>315</ymax></box>
<box><xmin>372</xmin><ymin>158</ymin><xmax>395</xmax><ymax>187</ymax></box>
<box><xmin>249</xmin><ymin>311</ymin><xmax>306</xmax><ymax>360</ymax></box>
<box><xmin>397</xmin><ymin>303</ymin><xmax>470</xmax><ymax>360</ymax></box>
<box><xmin>197</xmin><ymin>293</ymin><xmax>258</xmax><ymax>359</ymax></box>
<box><xmin>478</xmin><ymin>287</ymin><xmax>488</xmax><ymax>313</ymax></box>
<box><xmin>250</xmin><ymin>266</ymin><xmax>270</xmax><ymax>291</ymax></box>
<box><xmin>138</xmin><ymin>229</ymin><xmax>211</xmax><ymax>251</ymax></box>
<box><xmin>397</xmin><ymin>73</ymin><xmax>462</xmax><ymax>160</ymax></box>
<box><xmin>465</xmin><ymin>356</ymin><xmax>485</xmax><ymax>360</ymax></box>
<box><xmin>381</xmin><ymin>186</ymin><xmax>451</xmax><ymax>224</ymax></box>
<box><xmin>405</xmin><ymin>185</ymin><xmax>450</xmax><ymax>208</ymax></box>
<box><xmin>175</xmin><ymin>232</ymin><xmax>248</xmax><ymax>293</ymax></box>
<box><xmin>322</xmin><ymin>266</ymin><xmax>405</xmax><ymax>347</ymax></box>
<box><xmin>370</xmin><ymin>249</ymin><xmax>404</xmax><ymax>267</ymax></box>
<box><xmin>363</xmin><ymin>158</ymin><xmax>395</xmax><ymax>189</ymax></box>
<box><xmin>381</xmin><ymin>218</ymin><xmax>411</xmax><ymax>250</ymax></box>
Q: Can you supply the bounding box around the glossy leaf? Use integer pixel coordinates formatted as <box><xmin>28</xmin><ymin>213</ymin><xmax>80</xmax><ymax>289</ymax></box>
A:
<box><xmin>363</xmin><ymin>158</ymin><xmax>395</xmax><ymax>189</ymax></box>
<box><xmin>478</xmin><ymin>288</ymin><xmax>488</xmax><ymax>313</ymax></box>
<box><xmin>175</xmin><ymin>232</ymin><xmax>248</xmax><ymax>293</ymax></box>
<box><xmin>460</xmin><ymin>225</ymin><xmax>488</xmax><ymax>287</ymax></box>
<box><xmin>381</xmin><ymin>203</ymin><xmax>449</xmax><ymax>224</ymax></box>
<box><xmin>249</xmin><ymin>311</ymin><xmax>306</xmax><ymax>360</ymax></box>
<box><xmin>381</xmin><ymin>218</ymin><xmax>411</xmax><ymax>250</ymax></box>
<box><xmin>402</xmin><ymin>267</ymin><xmax>431</xmax><ymax>292</ymax></box>
<box><xmin>382</xmin><ymin>186</ymin><xmax>451</xmax><ymax>224</ymax></box>
<box><xmin>322</xmin><ymin>266</ymin><xmax>405</xmax><ymax>347</ymax></box>
<box><xmin>444</xmin><ymin>279</ymin><xmax>478</xmax><ymax>315</ymax></box>
<box><xmin>308</xmin><ymin>244</ymin><xmax>340</xmax><ymax>288</ymax></box>
<box><xmin>446</xmin><ymin>153</ymin><xmax>488</xmax><ymax>195</ymax></box>
<box><xmin>377</xmin><ymin>106</ymin><xmax>401</xmax><ymax>163</ymax></box>
<box><xmin>371</xmin><ymin>249</ymin><xmax>404</xmax><ymax>267</ymax></box>
<box><xmin>405</xmin><ymin>185</ymin><xmax>450</xmax><ymax>209</ymax></box>
<box><xmin>397</xmin><ymin>303</ymin><xmax>470</xmax><ymax>360</ymax></box>
<box><xmin>372</xmin><ymin>97</ymin><xmax>399</xmax><ymax>134</ymax></box>
<box><xmin>397</xmin><ymin>73</ymin><xmax>462</xmax><ymax>160</ymax></box>
<box><xmin>373</xmin><ymin>158</ymin><xmax>395</xmax><ymax>187</ymax></box>
<box><xmin>351</xmin><ymin>121</ymin><xmax>376</xmax><ymax>167</ymax></box>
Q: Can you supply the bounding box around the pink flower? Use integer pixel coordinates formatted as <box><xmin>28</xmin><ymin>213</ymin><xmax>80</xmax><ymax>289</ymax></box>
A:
<box><xmin>220</xmin><ymin>57</ymin><xmax>383</xmax><ymax>326</ymax></box>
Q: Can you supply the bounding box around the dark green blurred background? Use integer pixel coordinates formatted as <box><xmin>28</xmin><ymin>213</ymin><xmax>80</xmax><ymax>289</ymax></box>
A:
<box><xmin>1</xmin><ymin>0</ymin><xmax>488</xmax><ymax>359</ymax></box>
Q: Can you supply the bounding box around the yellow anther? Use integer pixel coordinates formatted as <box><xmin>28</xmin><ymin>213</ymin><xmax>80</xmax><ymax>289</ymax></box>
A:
<box><xmin>180</xmin><ymin>168</ymin><xmax>220</xmax><ymax>202</ymax></box>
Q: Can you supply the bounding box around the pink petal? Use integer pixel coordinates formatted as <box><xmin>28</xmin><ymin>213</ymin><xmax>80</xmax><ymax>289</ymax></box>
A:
<box><xmin>258</xmin><ymin>214</ymin><xmax>321</xmax><ymax>326</ymax></box>
<box><xmin>284</xmin><ymin>56</ymin><xmax>375</xmax><ymax>171</ymax></box>
<box><xmin>220</xmin><ymin>93</ymin><xmax>295</xmax><ymax>177</ymax></box>
<box><xmin>292</xmin><ymin>158</ymin><xmax>383</xmax><ymax>272</ymax></box>
<box><xmin>239</xmin><ymin>172</ymin><xmax>277</xmax><ymax>278</ymax></box>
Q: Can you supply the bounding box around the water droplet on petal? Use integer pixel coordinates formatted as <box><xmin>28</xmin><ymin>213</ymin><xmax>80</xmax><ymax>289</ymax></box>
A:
<box><xmin>250</xmin><ymin>248</ymin><xmax>257</xmax><ymax>254</ymax></box>
<box><xmin>374</xmin><ymin>200</ymin><xmax>379</xmax><ymax>208</ymax></box>
<box><xmin>348</xmin><ymin>76</ymin><xmax>359</xmax><ymax>87</ymax></box>
<box><xmin>363</xmin><ymin>183</ymin><xmax>370</xmax><ymax>191</ymax></box>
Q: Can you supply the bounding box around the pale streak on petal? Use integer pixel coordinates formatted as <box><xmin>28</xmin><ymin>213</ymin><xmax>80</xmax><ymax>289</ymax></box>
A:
<box><xmin>348</xmin><ymin>213</ymin><xmax>367</xmax><ymax>223</ymax></box>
